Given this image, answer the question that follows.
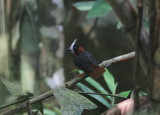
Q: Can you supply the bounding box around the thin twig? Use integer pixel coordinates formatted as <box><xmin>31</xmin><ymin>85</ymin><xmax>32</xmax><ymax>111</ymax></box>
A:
<box><xmin>134</xmin><ymin>0</ymin><xmax>143</xmax><ymax>111</ymax></box>
<box><xmin>79</xmin><ymin>92</ymin><xmax>127</xmax><ymax>99</ymax></box>
<box><xmin>0</xmin><ymin>98</ymin><xmax>30</xmax><ymax>110</ymax></box>
<box><xmin>1</xmin><ymin>52</ymin><xmax>135</xmax><ymax>115</ymax></box>
<box><xmin>26</xmin><ymin>101</ymin><xmax>32</xmax><ymax>115</ymax></box>
<box><xmin>1</xmin><ymin>90</ymin><xmax>54</xmax><ymax>115</ymax></box>
<box><xmin>99</xmin><ymin>51</ymin><xmax>135</xmax><ymax>67</ymax></box>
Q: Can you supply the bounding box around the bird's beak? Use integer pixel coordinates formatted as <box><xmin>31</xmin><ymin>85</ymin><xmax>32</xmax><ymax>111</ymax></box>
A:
<box><xmin>65</xmin><ymin>39</ymin><xmax>78</xmax><ymax>53</ymax></box>
<box><xmin>65</xmin><ymin>48</ymin><xmax>72</xmax><ymax>52</ymax></box>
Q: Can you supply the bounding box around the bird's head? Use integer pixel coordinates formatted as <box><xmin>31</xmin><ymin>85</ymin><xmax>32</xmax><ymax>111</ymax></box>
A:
<box><xmin>65</xmin><ymin>39</ymin><xmax>84</xmax><ymax>55</ymax></box>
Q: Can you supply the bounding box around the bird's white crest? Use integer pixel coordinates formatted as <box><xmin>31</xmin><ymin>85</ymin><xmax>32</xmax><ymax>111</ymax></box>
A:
<box><xmin>69</xmin><ymin>39</ymin><xmax>77</xmax><ymax>53</ymax></box>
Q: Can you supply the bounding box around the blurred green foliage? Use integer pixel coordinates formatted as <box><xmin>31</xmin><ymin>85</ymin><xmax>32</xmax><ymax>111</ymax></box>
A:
<box><xmin>73</xmin><ymin>0</ymin><xmax>112</xmax><ymax>18</ymax></box>
<box><xmin>0</xmin><ymin>77</ymin><xmax>24</xmax><ymax>96</ymax></box>
<box><xmin>74</xmin><ymin>68</ymin><xmax>147</xmax><ymax>113</ymax></box>
<box><xmin>76</xmin><ymin>69</ymin><xmax>119</xmax><ymax>108</ymax></box>
<box><xmin>73</xmin><ymin>1</ymin><xmax>95</xmax><ymax>11</ymax></box>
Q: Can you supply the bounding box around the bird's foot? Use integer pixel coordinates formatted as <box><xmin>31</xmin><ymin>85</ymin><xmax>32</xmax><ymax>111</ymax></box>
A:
<box><xmin>78</xmin><ymin>72</ymin><xmax>85</xmax><ymax>78</ymax></box>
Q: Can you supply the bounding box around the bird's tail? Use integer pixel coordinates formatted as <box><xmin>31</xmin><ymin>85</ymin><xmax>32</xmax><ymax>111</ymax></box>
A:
<box><xmin>90</xmin><ymin>66</ymin><xmax>105</xmax><ymax>79</ymax></box>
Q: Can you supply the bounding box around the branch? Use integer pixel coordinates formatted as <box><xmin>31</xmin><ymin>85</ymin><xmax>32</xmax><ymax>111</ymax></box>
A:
<box><xmin>1</xmin><ymin>52</ymin><xmax>135</xmax><ymax>115</ymax></box>
<box><xmin>79</xmin><ymin>92</ymin><xmax>127</xmax><ymax>99</ymax></box>
<box><xmin>26</xmin><ymin>101</ymin><xmax>32</xmax><ymax>115</ymax></box>
<box><xmin>1</xmin><ymin>90</ymin><xmax>54</xmax><ymax>115</ymax></box>
<box><xmin>133</xmin><ymin>0</ymin><xmax>143</xmax><ymax>111</ymax></box>
<box><xmin>99</xmin><ymin>51</ymin><xmax>135</xmax><ymax>67</ymax></box>
<box><xmin>0</xmin><ymin>98</ymin><xmax>30</xmax><ymax>110</ymax></box>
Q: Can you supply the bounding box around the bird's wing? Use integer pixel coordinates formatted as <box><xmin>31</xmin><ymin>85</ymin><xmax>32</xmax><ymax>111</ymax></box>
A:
<box><xmin>73</xmin><ymin>51</ymin><xmax>98</xmax><ymax>72</ymax></box>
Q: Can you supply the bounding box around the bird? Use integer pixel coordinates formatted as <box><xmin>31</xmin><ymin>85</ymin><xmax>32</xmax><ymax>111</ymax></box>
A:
<box><xmin>65</xmin><ymin>39</ymin><xmax>105</xmax><ymax>79</ymax></box>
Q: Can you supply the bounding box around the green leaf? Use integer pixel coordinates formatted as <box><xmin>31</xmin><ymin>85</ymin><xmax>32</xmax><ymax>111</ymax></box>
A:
<box><xmin>103</xmin><ymin>69</ymin><xmax>116</xmax><ymax>93</ymax></box>
<box><xmin>0</xmin><ymin>77</ymin><xmax>24</xmax><ymax>96</ymax></box>
<box><xmin>44</xmin><ymin>109</ymin><xmax>57</xmax><ymax>115</ymax></box>
<box><xmin>77</xmin><ymin>83</ymin><xmax>111</xmax><ymax>108</ymax></box>
<box><xmin>73</xmin><ymin>1</ymin><xmax>95</xmax><ymax>11</ymax></box>
<box><xmin>87</xmin><ymin>0</ymin><xmax>112</xmax><ymax>18</ymax></box>
<box><xmin>85</xmin><ymin>77</ymin><xmax>111</xmax><ymax>100</ymax></box>
<box><xmin>32</xmin><ymin>101</ymin><xmax>43</xmax><ymax>114</ymax></box>
<box><xmin>70</xmin><ymin>69</ymin><xmax>83</xmax><ymax>74</ymax></box>
<box><xmin>111</xmin><ymin>83</ymin><xmax>118</xmax><ymax>106</ymax></box>
<box><xmin>119</xmin><ymin>91</ymin><xmax>131</xmax><ymax>97</ymax></box>
<box><xmin>54</xmin><ymin>87</ymin><xmax>97</xmax><ymax>115</ymax></box>
<box><xmin>139</xmin><ymin>91</ymin><xmax>147</xmax><ymax>96</ymax></box>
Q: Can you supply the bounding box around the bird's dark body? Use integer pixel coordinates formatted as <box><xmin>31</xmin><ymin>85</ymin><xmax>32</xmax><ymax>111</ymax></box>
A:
<box><xmin>73</xmin><ymin>51</ymin><xmax>98</xmax><ymax>73</ymax></box>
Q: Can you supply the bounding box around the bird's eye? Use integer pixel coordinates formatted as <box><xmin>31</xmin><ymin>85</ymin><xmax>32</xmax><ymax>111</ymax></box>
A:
<box><xmin>74</xmin><ymin>46</ymin><xmax>77</xmax><ymax>49</ymax></box>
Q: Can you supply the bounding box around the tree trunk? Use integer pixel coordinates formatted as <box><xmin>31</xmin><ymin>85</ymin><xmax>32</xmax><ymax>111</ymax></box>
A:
<box><xmin>20</xmin><ymin>1</ymin><xmax>39</xmax><ymax>93</ymax></box>
<box><xmin>0</xmin><ymin>0</ymin><xmax>10</xmax><ymax>105</ymax></box>
<box><xmin>37</xmin><ymin>0</ymin><xmax>65</xmax><ymax>89</ymax></box>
